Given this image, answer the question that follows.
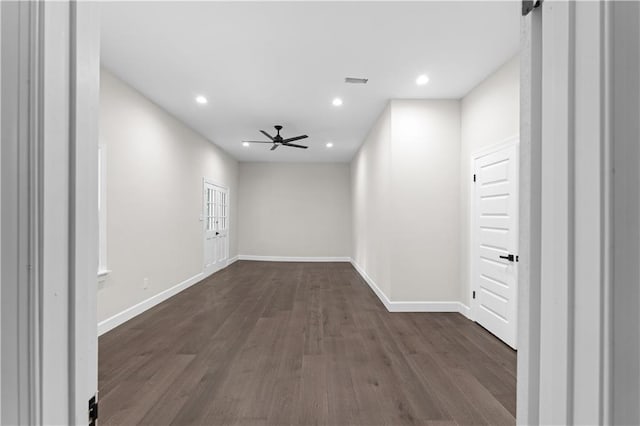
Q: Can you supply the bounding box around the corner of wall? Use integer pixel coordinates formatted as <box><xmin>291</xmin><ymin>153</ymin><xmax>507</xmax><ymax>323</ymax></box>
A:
<box><xmin>98</xmin><ymin>68</ymin><xmax>240</xmax><ymax>326</ymax></box>
<box><xmin>459</xmin><ymin>54</ymin><xmax>521</xmax><ymax>307</ymax></box>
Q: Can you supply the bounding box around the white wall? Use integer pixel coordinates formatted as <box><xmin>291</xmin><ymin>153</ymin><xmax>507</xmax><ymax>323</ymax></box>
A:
<box><xmin>351</xmin><ymin>57</ymin><xmax>518</xmax><ymax>307</ymax></box>
<box><xmin>238</xmin><ymin>162</ymin><xmax>351</xmax><ymax>258</ymax></box>
<box><xmin>98</xmin><ymin>68</ymin><xmax>238</xmax><ymax>323</ymax></box>
<box><xmin>460</xmin><ymin>55</ymin><xmax>520</xmax><ymax>305</ymax></box>
<box><xmin>351</xmin><ymin>105</ymin><xmax>393</xmax><ymax>295</ymax></box>
<box><xmin>351</xmin><ymin>100</ymin><xmax>461</xmax><ymax>302</ymax></box>
<box><xmin>390</xmin><ymin>100</ymin><xmax>461</xmax><ymax>301</ymax></box>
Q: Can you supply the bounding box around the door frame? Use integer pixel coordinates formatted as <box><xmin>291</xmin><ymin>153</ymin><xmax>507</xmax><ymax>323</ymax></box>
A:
<box><xmin>202</xmin><ymin>178</ymin><xmax>230</xmax><ymax>276</ymax></box>
<box><xmin>3</xmin><ymin>0</ymin><xmax>634</xmax><ymax>425</ymax></box>
<box><xmin>1</xmin><ymin>1</ymin><xmax>100</xmax><ymax>423</ymax></box>
<box><xmin>519</xmin><ymin>1</ymin><xmax>619</xmax><ymax>424</ymax></box>
<box><xmin>469</xmin><ymin>136</ymin><xmax>520</xmax><ymax>340</ymax></box>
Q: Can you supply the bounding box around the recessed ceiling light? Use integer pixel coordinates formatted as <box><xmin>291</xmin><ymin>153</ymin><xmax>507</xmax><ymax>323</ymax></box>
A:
<box><xmin>326</xmin><ymin>142</ymin><xmax>334</xmax><ymax>148</ymax></box>
<box><xmin>332</xmin><ymin>98</ymin><xmax>343</xmax><ymax>107</ymax></box>
<box><xmin>195</xmin><ymin>95</ymin><xmax>208</xmax><ymax>104</ymax></box>
<box><xmin>416</xmin><ymin>74</ymin><xmax>429</xmax><ymax>86</ymax></box>
<box><xmin>242</xmin><ymin>142</ymin><xmax>250</xmax><ymax>147</ymax></box>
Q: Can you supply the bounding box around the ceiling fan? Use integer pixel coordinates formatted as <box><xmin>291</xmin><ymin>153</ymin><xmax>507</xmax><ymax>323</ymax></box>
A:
<box><xmin>243</xmin><ymin>125</ymin><xmax>309</xmax><ymax>151</ymax></box>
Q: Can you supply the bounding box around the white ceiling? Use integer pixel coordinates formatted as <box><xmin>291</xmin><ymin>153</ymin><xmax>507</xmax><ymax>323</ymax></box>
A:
<box><xmin>101</xmin><ymin>1</ymin><xmax>520</xmax><ymax>162</ymax></box>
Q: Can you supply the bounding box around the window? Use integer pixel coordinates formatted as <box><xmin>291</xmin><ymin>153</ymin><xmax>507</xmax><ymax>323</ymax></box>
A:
<box><xmin>205</xmin><ymin>186</ymin><xmax>228</xmax><ymax>232</ymax></box>
<box><xmin>206</xmin><ymin>187</ymin><xmax>215</xmax><ymax>231</ymax></box>
<box><xmin>220</xmin><ymin>190</ymin><xmax>228</xmax><ymax>231</ymax></box>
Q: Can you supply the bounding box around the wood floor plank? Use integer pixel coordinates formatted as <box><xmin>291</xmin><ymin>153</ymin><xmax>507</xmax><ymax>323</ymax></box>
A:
<box><xmin>347</xmin><ymin>331</ymin><xmax>398</xmax><ymax>426</ymax></box>
<box><xmin>372</xmin><ymin>313</ymin><xmax>451</xmax><ymax>423</ymax></box>
<box><xmin>447</xmin><ymin>368</ymin><xmax>515</xmax><ymax>426</ymax></box>
<box><xmin>324</xmin><ymin>336</ymin><xmax>360</xmax><ymax>425</ymax></box>
<box><xmin>295</xmin><ymin>354</ymin><xmax>329</xmax><ymax>425</ymax></box>
<box><xmin>170</xmin><ymin>276</ymin><xmax>279</xmax><ymax>425</ymax></box>
<box><xmin>101</xmin><ymin>354</ymin><xmax>195</xmax><ymax>426</ymax></box>
<box><xmin>432</xmin><ymin>315</ymin><xmax>517</xmax><ymax>416</ymax></box>
<box><xmin>407</xmin><ymin>352</ymin><xmax>488</xmax><ymax>426</ymax></box>
<box><xmin>99</xmin><ymin>261</ymin><xmax>516</xmax><ymax>426</ymax></box>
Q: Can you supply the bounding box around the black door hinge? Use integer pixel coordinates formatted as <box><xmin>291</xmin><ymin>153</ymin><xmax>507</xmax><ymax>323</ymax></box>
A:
<box><xmin>473</xmin><ymin>174</ymin><xmax>476</xmax><ymax>182</ymax></box>
<box><xmin>472</xmin><ymin>291</ymin><xmax>476</xmax><ymax>299</ymax></box>
<box><xmin>89</xmin><ymin>395</ymin><xmax>98</xmax><ymax>426</ymax></box>
<box><xmin>522</xmin><ymin>0</ymin><xmax>542</xmax><ymax>16</ymax></box>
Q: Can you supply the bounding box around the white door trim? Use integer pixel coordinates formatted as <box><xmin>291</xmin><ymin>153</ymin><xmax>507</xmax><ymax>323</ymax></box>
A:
<box><xmin>609</xmin><ymin>2</ymin><xmax>638</xmax><ymax>424</ymax></box>
<box><xmin>1</xmin><ymin>2</ymin><xmax>100</xmax><ymax>423</ymax></box>
<box><xmin>69</xmin><ymin>2</ymin><xmax>101</xmax><ymax>423</ymax></box>
<box><xmin>1</xmin><ymin>3</ymin><xmax>40</xmax><ymax>422</ymax></box>
<box><xmin>520</xmin><ymin>1</ymin><xmax>616</xmax><ymax>424</ymax></box>
<box><xmin>469</xmin><ymin>137</ymin><xmax>519</xmax><ymax>341</ymax></box>
<box><xmin>0</xmin><ymin>2</ymin><xmax>3</xmax><ymax>418</ymax></box>
<box><xmin>518</xmin><ymin>5</ymin><xmax>543</xmax><ymax>424</ymax></box>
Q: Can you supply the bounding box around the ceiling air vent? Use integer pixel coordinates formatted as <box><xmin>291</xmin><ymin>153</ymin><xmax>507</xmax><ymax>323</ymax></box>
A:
<box><xmin>345</xmin><ymin>77</ymin><xmax>369</xmax><ymax>84</ymax></box>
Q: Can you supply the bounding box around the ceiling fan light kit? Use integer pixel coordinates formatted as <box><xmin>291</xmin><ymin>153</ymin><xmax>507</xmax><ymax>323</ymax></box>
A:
<box><xmin>242</xmin><ymin>125</ymin><xmax>309</xmax><ymax>151</ymax></box>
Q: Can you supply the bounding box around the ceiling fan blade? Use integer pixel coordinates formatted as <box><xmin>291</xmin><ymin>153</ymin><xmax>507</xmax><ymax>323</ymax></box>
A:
<box><xmin>270</xmin><ymin>144</ymin><xmax>279</xmax><ymax>151</ymax></box>
<box><xmin>242</xmin><ymin>140</ymin><xmax>273</xmax><ymax>144</ymax></box>
<box><xmin>260</xmin><ymin>130</ymin><xmax>275</xmax><ymax>141</ymax></box>
<box><xmin>281</xmin><ymin>135</ymin><xmax>308</xmax><ymax>143</ymax></box>
<box><xmin>283</xmin><ymin>143</ymin><xmax>308</xmax><ymax>149</ymax></box>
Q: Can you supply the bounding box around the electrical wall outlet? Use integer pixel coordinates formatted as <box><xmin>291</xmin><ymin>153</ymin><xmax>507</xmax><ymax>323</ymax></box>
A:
<box><xmin>143</xmin><ymin>277</ymin><xmax>149</xmax><ymax>289</ymax></box>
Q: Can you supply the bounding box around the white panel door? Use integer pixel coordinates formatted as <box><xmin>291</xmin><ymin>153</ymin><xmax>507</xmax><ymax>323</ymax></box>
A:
<box><xmin>203</xmin><ymin>181</ymin><xmax>229</xmax><ymax>276</ymax></box>
<box><xmin>472</xmin><ymin>142</ymin><xmax>518</xmax><ymax>348</ymax></box>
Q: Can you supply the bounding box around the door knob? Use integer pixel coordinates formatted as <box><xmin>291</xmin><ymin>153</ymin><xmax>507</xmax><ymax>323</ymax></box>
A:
<box><xmin>499</xmin><ymin>254</ymin><xmax>515</xmax><ymax>262</ymax></box>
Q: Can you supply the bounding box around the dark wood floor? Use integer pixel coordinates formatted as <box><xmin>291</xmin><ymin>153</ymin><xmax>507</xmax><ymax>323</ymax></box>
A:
<box><xmin>99</xmin><ymin>261</ymin><xmax>516</xmax><ymax>426</ymax></box>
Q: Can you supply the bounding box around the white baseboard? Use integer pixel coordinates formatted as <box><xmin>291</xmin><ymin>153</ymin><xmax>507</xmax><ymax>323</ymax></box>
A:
<box><xmin>458</xmin><ymin>303</ymin><xmax>473</xmax><ymax>320</ymax></box>
<box><xmin>238</xmin><ymin>255</ymin><xmax>351</xmax><ymax>262</ymax></box>
<box><xmin>385</xmin><ymin>301</ymin><xmax>470</xmax><ymax>313</ymax></box>
<box><xmin>349</xmin><ymin>259</ymin><xmax>395</xmax><ymax>311</ymax></box>
<box><xmin>99</xmin><ymin>256</ymin><xmax>471</xmax><ymax>336</ymax></box>
<box><xmin>98</xmin><ymin>256</ymin><xmax>245</xmax><ymax>336</ymax></box>
<box><xmin>350</xmin><ymin>259</ymin><xmax>471</xmax><ymax>316</ymax></box>
<box><xmin>98</xmin><ymin>271</ymin><xmax>205</xmax><ymax>336</ymax></box>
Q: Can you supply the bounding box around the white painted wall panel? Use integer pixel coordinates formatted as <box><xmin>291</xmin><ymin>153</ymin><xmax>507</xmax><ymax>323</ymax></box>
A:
<box><xmin>351</xmin><ymin>100</ymin><xmax>461</xmax><ymax>303</ymax></box>
<box><xmin>237</xmin><ymin>162</ymin><xmax>352</xmax><ymax>258</ymax></box>
<box><xmin>98</xmin><ymin>69</ymin><xmax>239</xmax><ymax>323</ymax></box>
<box><xmin>390</xmin><ymin>100</ymin><xmax>461</xmax><ymax>302</ymax></box>
<box><xmin>351</xmin><ymin>105</ymin><xmax>393</xmax><ymax>296</ymax></box>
